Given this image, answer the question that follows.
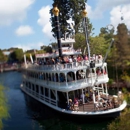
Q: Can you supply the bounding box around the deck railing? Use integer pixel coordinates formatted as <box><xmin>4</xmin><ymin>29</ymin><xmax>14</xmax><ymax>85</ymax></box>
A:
<box><xmin>27</xmin><ymin>60</ymin><xmax>103</xmax><ymax>71</ymax></box>
<box><xmin>24</xmin><ymin>74</ymin><xmax>108</xmax><ymax>88</ymax></box>
<box><xmin>24</xmin><ymin>87</ymin><xmax>57</xmax><ymax>106</ymax></box>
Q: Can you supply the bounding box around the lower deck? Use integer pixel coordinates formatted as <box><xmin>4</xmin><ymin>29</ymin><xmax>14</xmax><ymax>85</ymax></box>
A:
<box><xmin>66</xmin><ymin>94</ymin><xmax>118</xmax><ymax>113</ymax></box>
<box><xmin>21</xmin><ymin>83</ymin><xmax>123</xmax><ymax>114</ymax></box>
<box><xmin>73</xmin><ymin>100</ymin><xmax>115</xmax><ymax>112</ymax></box>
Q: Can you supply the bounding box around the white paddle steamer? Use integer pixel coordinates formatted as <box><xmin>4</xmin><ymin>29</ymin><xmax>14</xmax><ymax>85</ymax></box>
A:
<box><xmin>21</xmin><ymin>6</ymin><xmax>127</xmax><ymax>119</ymax></box>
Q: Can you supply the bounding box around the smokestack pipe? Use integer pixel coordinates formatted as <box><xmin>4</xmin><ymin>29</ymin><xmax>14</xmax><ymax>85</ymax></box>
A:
<box><xmin>52</xmin><ymin>6</ymin><xmax>62</xmax><ymax>57</ymax></box>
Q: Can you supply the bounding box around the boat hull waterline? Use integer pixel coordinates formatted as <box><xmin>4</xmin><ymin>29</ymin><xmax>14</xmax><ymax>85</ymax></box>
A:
<box><xmin>21</xmin><ymin>85</ymin><xmax>127</xmax><ymax>117</ymax></box>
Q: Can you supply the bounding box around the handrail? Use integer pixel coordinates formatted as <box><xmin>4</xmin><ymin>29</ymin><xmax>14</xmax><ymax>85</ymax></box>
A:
<box><xmin>27</xmin><ymin>60</ymin><xmax>105</xmax><ymax>71</ymax></box>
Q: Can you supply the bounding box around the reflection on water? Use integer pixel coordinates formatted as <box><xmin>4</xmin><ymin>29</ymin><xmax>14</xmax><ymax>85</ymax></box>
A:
<box><xmin>0</xmin><ymin>71</ymin><xmax>114</xmax><ymax>130</ymax></box>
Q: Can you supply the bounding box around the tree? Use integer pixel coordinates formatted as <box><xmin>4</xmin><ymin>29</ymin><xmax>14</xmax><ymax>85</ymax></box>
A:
<box><xmin>44</xmin><ymin>46</ymin><xmax>52</xmax><ymax>53</ymax></box>
<box><xmin>115</xmin><ymin>23</ymin><xmax>130</xmax><ymax>72</ymax></box>
<box><xmin>0</xmin><ymin>85</ymin><xmax>9</xmax><ymax>129</ymax></box>
<box><xmin>90</xmin><ymin>36</ymin><xmax>108</xmax><ymax>56</ymax></box>
<box><xmin>50</xmin><ymin>0</ymin><xmax>88</xmax><ymax>38</ymax></box>
<box><xmin>74</xmin><ymin>33</ymin><xmax>86</xmax><ymax>53</ymax></box>
<box><xmin>0</xmin><ymin>50</ymin><xmax>7</xmax><ymax>62</ymax></box>
<box><xmin>50</xmin><ymin>0</ymin><xmax>71</xmax><ymax>38</ymax></box>
<box><xmin>99</xmin><ymin>25</ymin><xmax>114</xmax><ymax>43</ymax></box>
<box><xmin>9</xmin><ymin>48</ymin><xmax>24</xmax><ymax>63</ymax></box>
<box><xmin>69</xmin><ymin>0</ymin><xmax>87</xmax><ymax>33</ymax></box>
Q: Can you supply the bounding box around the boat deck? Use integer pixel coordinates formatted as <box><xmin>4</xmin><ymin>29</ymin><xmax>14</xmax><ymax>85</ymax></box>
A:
<box><xmin>77</xmin><ymin>101</ymin><xmax>114</xmax><ymax>112</ymax></box>
<box><xmin>70</xmin><ymin>95</ymin><xmax>117</xmax><ymax>112</ymax></box>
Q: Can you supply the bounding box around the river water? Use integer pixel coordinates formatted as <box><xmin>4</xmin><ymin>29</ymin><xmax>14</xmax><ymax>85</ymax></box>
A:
<box><xmin>0</xmin><ymin>71</ymin><xmax>113</xmax><ymax>130</ymax></box>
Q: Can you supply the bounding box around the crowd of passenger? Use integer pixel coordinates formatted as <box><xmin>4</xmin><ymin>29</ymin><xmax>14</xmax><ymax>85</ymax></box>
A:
<box><xmin>37</xmin><ymin>54</ymin><xmax>103</xmax><ymax>66</ymax></box>
<box><xmin>67</xmin><ymin>90</ymin><xmax>94</xmax><ymax>111</ymax></box>
<box><xmin>66</xmin><ymin>90</ymin><xmax>121</xmax><ymax>112</ymax></box>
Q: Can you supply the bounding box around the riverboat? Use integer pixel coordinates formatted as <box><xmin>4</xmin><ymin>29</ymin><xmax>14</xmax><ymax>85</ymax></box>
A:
<box><xmin>21</xmin><ymin>6</ymin><xmax>127</xmax><ymax>119</ymax></box>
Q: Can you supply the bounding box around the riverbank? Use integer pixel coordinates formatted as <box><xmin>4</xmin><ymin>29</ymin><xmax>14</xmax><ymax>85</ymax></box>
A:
<box><xmin>0</xmin><ymin>63</ymin><xmax>23</xmax><ymax>73</ymax></box>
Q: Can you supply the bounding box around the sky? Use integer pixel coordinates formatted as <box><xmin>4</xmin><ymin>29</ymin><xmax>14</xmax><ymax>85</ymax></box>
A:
<box><xmin>0</xmin><ymin>0</ymin><xmax>130</xmax><ymax>51</ymax></box>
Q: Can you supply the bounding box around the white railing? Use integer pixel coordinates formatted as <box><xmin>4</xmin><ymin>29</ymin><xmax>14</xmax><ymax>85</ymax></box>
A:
<box><xmin>24</xmin><ymin>74</ymin><xmax>108</xmax><ymax>88</ymax></box>
<box><xmin>24</xmin><ymin>87</ymin><xmax>57</xmax><ymax>106</ymax></box>
<box><xmin>28</xmin><ymin>61</ymin><xmax>104</xmax><ymax>71</ymax></box>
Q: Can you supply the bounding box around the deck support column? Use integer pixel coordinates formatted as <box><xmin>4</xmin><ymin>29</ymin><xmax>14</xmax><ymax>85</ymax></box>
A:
<box><xmin>39</xmin><ymin>86</ymin><xmax>41</xmax><ymax>98</ymax></box>
<box><xmin>56</xmin><ymin>90</ymin><xmax>58</xmax><ymax>106</ymax></box>
<box><xmin>65</xmin><ymin>73</ymin><xmax>68</xmax><ymax>86</ymax></box>
<box><xmin>43</xmin><ymin>87</ymin><xmax>45</xmax><ymax>101</ymax></box>
<box><xmin>92</xmin><ymin>90</ymin><xmax>96</xmax><ymax>103</ymax></box>
<box><xmin>105</xmin><ymin>83</ymin><xmax>108</xmax><ymax>96</ymax></box>
<box><xmin>82</xmin><ymin>89</ymin><xmax>85</xmax><ymax>103</ymax></box>
<box><xmin>66</xmin><ymin>92</ymin><xmax>69</xmax><ymax>104</ymax></box>
<box><xmin>101</xmin><ymin>84</ymin><xmax>104</xmax><ymax>94</ymax></box>
<box><xmin>74</xmin><ymin>71</ymin><xmax>77</xmax><ymax>84</ymax></box>
<box><xmin>49</xmin><ymin>88</ymin><xmax>50</xmax><ymax>103</ymax></box>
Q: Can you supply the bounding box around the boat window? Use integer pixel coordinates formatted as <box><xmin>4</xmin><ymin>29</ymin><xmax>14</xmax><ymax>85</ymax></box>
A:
<box><xmin>59</xmin><ymin>73</ymin><xmax>65</xmax><ymax>82</ymax></box>
<box><xmin>29</xmin><ymin>82</ymin><xmax>31</xmax><ymax>89</ymax></box>
<box><xmin>76</xmin><ymin>70</ymin><xmax>85</xmax><ymax>80</ymax></box>
<box><xmin>45</xmin><ymin>88</ymin><xmax>48</xmax><ymax>97</ymax></box>
<box><xmin>52</xmin><ymin>73</ymin><xmax>54</xmax><ymax>81</ymax></box>
<box><xmin>86</xmin><ymin>68</ymin><xmax>90</xmax><ymax>78</ymax></box>
<box><xmin>55</xmin><ymin>73</ymin><xmax>58</xmax><ymax>82</ymax></box>
<box><xmin>51</xmin><ymin>90</ymin><xmax>56</xmax><ymax>100</ymax></box>
<box><xmin>40</xmin><ymin>86</ymin><xmax>44</xmax><ymax>95</ymax></box>
<box><xmin>36</xmin><ymin>85</ymin><xmax>39</xmax><ymax>93</ymax></box>
<box><xmin>26</xmin><ymin>82</ymin><xmax>28</xmax><ymax>87</ymax></box>
<box><xmin>67</xmin><ymin>72</ymin><xmax>75</xmax><ymax>82</ymax></box>
<box><xmin>32</xmin><ymin>84</ymin><xmax>35</xmax><ymax>91</ymax></box>
<box><xmin>43</xmin><ymin>73</ymin><xmax>45</xmax><ymax>80</ymax></box>
<box><xmin>46</xmin><ymin>73</ymin><xmax>48</xmax><ymax>80</ymax></box>
<box><xmin>48</xmin><ymin>73</ymin><xmax>51</xmax><ymax>81</ymax></box>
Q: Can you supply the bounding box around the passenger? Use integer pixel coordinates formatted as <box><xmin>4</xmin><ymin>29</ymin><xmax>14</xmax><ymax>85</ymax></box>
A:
<box><xmin>51</xmin><ymin>58</ymin><xmax>55</xmax><ymax>64</ymax></box>
<box><xmin>85</xmin><ymin>91</ymin><xmax>89</xmax><ymax>103</ymax></box>
<box><xmin>98</xmin><ymin>54</ymin><xmax>103</xmax><ymax>63</ymax></box>
<box><xmin>92</xmin><ymin>54</ymin><xmax>96</xmax><ymax>62</ymax></box>
<box><xmin>80</xmin><ymin>93</ymin><xmax>85</xmax><ymax>103</ymax></box>
<box><xmin>74</xmin><ymin>100</ymin><xmax>79</xmax><ymax>111</ymax></box>
<box><xmin>68</xmin><ymin>99</ymin><xmax>74</xmax><ymax>110</ymax></box>
<box><xmin>60</xmin><ymin>75</ymin><xmax>65</xmax><ymax>82</ymax></box>
<box><xmin>96</xmin><ymin>68</ymin><xmax>101</xmax><ymax>75</ymax></box>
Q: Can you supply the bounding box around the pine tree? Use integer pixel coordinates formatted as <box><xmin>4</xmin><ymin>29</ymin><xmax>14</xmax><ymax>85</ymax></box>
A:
<box><xmin>116</xmin><ymin>23</ymin><xmax>130</xmax><ymax>71</ymax></box>
<box><xmin>69</xmin><ymin>0</ymin><xmax>87</xmax><ymax>33</ymax></box>
<box><xmin>50</xmin><ymin>0</ymin><xmax>88</xmax><ymax>38</ymax></box>
<box><xmin>50</xmin><ymin>0</ymin><xmax>71</xmax><ymax>38</ymax></box>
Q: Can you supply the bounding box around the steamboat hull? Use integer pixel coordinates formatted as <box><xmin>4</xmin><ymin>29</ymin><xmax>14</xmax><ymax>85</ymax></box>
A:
<box><xmin>21</xmin><ymin>87</ymin><xmax>126</xmax><ymax>122</ymax></box>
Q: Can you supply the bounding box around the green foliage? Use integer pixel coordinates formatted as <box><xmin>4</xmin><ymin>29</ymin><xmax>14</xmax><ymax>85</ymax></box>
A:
<box><xmin>0</xmin><ymin>50</ymin><xmax>7</xmax><ymax>62</ymax></box>
<box><xmin>69</xmin><ymin>0</ymin><xmax>87</xmax><ymax>33</ymax></box>
<box><xmin>108</xmin><ymin>106</ymin><xmax>130</xmax><ymax>130</ymax></box>
<box><xmin>74</xmin><ymin>33</ymin><xmax>86</xmax><ymax>53</ymax></box>
<box><xmin>44</xmin><ymin>46</ymin><xmax>52</xmax><ymax>53</ymax></box>
<box><xmin>50</xmin><ymin>0</ymin><xmax>88</xmax><ymax>38</ymax></box>
<box><xmin>121</xmin><ymin>73</ymin><xmax>130</xmax><ymax>82</ymax></box>
<box><xmin>90</xmin><ymin>36</ymin><xmax>108</xmax><ymax>56</ymax></box>
<box><xmin>0</xmin><ymin>85</ymin><xmax>9</xmax><ymax>129</ymax></box>
<box><xmin>108</xmin><ymin>89</ymin><xmax>130</xmax><ymax>130</ymax></box>
<box><xmin>121</xmin><ymin>72</ymin><xmax>130</xmax><ymax>88</ymax></box>
<box><xmin>115</xmin><ymin>23</ymin><xmax>130</xmax><ymax>71</ymax></box>
<box><xmin>99</xmin><ymin>26</ymin><xmax>114</xmax><ymax>44</ymax></box>
<box><xmin>9</xmin><ymin>48</ymin><xmax>24</xmax><ymax>63</ymax></box>
<box><xmin>36</xmin><ymin>50</ymin><xmax>46</xmax><ymax>54</ymax></box>
<box><xmin>74</xmin><ymin>33</ymin><xmax>109</xmax><ymax>56</ymax></box>
<box><xmin>50</xmin><ymin>0</ymin><xmax>71</xmax><ymax>38</ymax></box>
<box><xmin>108</xmin><ymin>79</ymin><xmax>114</xmax><ymax>86</ymax></box>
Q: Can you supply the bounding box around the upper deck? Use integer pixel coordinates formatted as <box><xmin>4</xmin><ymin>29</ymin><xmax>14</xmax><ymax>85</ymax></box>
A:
<box><xmin>22</xmin><ymin>59</ymin><xmax>108</xmax><ymax>92</ymax></box>
<box><xmin>26</xmin><ymin>60</ymin><xmax>107</xmax><ymax>72</ymax></box>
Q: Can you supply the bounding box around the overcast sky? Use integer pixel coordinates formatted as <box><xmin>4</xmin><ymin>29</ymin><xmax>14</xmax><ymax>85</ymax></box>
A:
<box><xmin>0</xmin><ymin>0</ymin><xmax>130</xmax><ymax>51</ymax></box>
